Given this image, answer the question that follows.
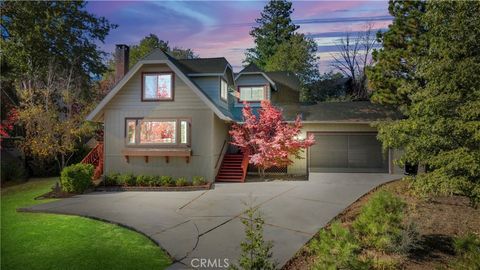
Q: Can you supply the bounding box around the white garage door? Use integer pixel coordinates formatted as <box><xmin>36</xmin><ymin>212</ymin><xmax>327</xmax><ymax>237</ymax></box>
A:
<box><xmin>308</xmin><ymin>132</ymin><xmax>389</xmax><ymax>173</ymax></box>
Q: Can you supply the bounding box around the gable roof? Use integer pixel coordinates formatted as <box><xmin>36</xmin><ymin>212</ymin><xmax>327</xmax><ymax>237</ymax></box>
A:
<box><xmin>86</xmin><ymin>49</ymin><xmax>233</xmax><ymax>122</ymax></box>
<box><xmin>235</xmin><ymin>63</ymin><xmax>278</xmax><ymax>90</ymax></box>
<box><xmin>265</xmin><ymin>71</ymin><xmax>301</xmax><ymax>92</ymax></box>
<box><xmin>239</xmin><ymin>63</ymin><xmax>263</xmax><ymax>73</ymax></box>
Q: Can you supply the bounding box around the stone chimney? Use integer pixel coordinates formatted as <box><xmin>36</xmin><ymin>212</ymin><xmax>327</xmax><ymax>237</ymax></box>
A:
<box><xmin>115</xmin><ymin>44</ymin><xmax>129</xmax><ymax>82</ymax></box>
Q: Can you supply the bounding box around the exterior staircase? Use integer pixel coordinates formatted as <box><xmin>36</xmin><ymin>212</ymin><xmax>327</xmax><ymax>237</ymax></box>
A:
<box><xmin>216</xmin><ymin>152</ymin><xmax>249</xmax><ymax>182</ymax></box>
<box><xmin>81</xmin><ymin>142</ymin><xmax>104</xmax><ymax>180</ymax></box>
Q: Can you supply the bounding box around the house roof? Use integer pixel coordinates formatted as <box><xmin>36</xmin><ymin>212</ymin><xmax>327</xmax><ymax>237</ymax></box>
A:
<box><xmin>176</xmin><ymin>57</ymin><xmax>230</xmax><ymax>75</ymax></box>
<box><xmin>277</xmin><ymin>101</ymin><xmax>402</xmax><ymax>123</ymax></box>
<box><xmin>265</xmin><ymin>71</ymin><xmax>301</xmax><ymax>92</ymax></box>
<box><xmin>86</xmin><ymin>49</ymin><xmax>233</xmax><ymax>122</ymax></box>
<box><xmin>239</xmin><ymin>63</ymin><xmax>263</xmax><ymax>73</ymax></box>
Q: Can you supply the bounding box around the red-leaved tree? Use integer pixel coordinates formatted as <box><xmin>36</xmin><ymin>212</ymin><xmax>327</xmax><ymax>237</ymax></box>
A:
<box><xmin>229</xmin><ymin>101</ymin><xmax>315</xmax><ymax>177</ymax></box>
<box><xmin>0</xmin><ymin>109</ymin><xmax>18</xmax><ymax>147</ymax></box>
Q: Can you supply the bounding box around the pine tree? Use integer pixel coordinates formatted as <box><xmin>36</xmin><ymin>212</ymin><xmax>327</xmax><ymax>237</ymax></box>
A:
<box><xmin>231</xmin><ymin>206</ymin><xmax>276</xmax><ymax>270</ymax></box>
<box><xmin>245</xmin><ymin>0</ymin><xmax>299</xmax><ymax>68</ymax></box>
<box><xmin>376</xmin><ymin>1</ymin><xmax>480</xmax><ymax>207</ymax></box>
<box><xmin>367</xmin><ymin>0</ymin><xmax>427</xmax><ymax>111</ymax></box>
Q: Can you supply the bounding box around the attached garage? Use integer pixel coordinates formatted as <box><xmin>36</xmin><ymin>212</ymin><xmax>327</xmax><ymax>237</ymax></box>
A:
<box><xmin>308</xmin><ymin>132</ymin><xmax>389</xmax><ymax>173</ymax></box>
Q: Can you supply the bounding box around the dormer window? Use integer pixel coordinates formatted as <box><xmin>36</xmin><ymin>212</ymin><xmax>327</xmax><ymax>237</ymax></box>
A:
<box><xmin>220</xmin><ymin>79</ymin><xmax>228</xmax><ymax>102</ymax></box>
<box><xmin>142</xmin><ymin>72</ymin><xmax>174</xmax><ymax>101</ymax></box>
<box><xmin>239</xmin><ymin>86</ymin><xmax>266</xmax><ymax>102</ymax></box>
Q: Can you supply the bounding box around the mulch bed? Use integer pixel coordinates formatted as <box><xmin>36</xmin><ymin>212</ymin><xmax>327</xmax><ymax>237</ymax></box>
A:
<box><xmin>94</xmin><ymin>182</ymin><xmax>212</xmax><ymax>192</ymax></box>
<box><xmin>282</xmin><ymin>178</ymin><xmax>480</xmax><ymax>270</ymax></box>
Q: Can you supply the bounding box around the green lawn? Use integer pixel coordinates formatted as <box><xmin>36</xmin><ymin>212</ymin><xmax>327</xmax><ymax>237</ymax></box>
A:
<box><xmin>1</xmin><ymin>178</ymin><xmax>171</xmax><ymax>270</ymax></box>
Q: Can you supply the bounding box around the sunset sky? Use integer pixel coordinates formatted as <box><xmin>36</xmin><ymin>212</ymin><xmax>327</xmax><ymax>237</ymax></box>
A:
<box><xmin>87</xmin><ymin>1</ymin><xmax>392</xmax><ymax>72</ymax></box>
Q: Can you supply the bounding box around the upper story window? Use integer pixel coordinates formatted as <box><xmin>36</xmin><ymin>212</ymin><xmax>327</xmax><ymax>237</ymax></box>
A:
<box><xmin>126</xmin><ymin>118</ymin><xmax>190</xmax><ymax>146</ymax></box>
<box><xmin>220</xmin><ymin>79</ymin><xmax>228</xmax><ymax>102</ymax></box>
<box><xmin>239</xmin><ymin>86</ymin><xmax>266</xmax><ymax>102</ymax></box>
<box><xmin>142</xmin><ymin>72</ymin><xmax>174</xmax><ymax>101</ymax></box>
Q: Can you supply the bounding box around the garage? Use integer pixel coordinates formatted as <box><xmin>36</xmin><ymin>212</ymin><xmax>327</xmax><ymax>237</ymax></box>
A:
<box><xmin>308</xmin><ymin>132</ymin><xmax>389</xmax><ymax>173</ymax></box>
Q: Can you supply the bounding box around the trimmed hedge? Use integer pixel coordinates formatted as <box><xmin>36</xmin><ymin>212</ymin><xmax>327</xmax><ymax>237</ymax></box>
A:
<box><xmin>103</xmin><ymin>174</ymin><xmax>207</xmax><ymax>187</ymax></box>
<box><xmin>60</xmin><ymin>163</ymin><xmax>94</xmax><ymax>193</ymax></box>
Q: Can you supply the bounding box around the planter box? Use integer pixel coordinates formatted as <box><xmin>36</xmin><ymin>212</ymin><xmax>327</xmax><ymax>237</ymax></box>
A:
<box><xmin>95</xmin><ymin>182</ymin><xmax>212</xmax><ymax>192</ymax></box>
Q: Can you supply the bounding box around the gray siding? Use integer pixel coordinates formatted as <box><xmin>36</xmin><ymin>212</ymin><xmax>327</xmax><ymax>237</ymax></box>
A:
<box><xmin>191</xmin><ymin>76</ymin><xmax>228</xmax><ymax>109</ymax></box>
<box><xmin>211</xmin><ymin>114</ymin><xmax>229</xmax><ymax>177</ymax></box>
<box><xmin>235</xmin><ymin>74</ymin><xmax>271</xmax><ymax>107</ymax></box>
<box><xmin>103</xmin><ymin>64</ymin><xmax>221</xmax><ymax>181</ymax></box>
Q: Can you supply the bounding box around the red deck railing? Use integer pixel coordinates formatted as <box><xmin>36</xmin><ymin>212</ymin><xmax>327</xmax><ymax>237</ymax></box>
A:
<box><xmin>81</xmin><ymin>142</ymin><xmax>104</xmax><ymax>180</ymax></box>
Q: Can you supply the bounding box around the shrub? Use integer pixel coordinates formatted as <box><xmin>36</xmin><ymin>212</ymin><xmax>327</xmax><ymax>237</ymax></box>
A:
<box><xmin>231</xmin><ymin>205</ymin><xmax>276</xmax><ymax>270</ymax></box>
<box><xmin>175</xmin><ymin>177</ymin><xmax>189</xmax><ymax>187</ymax></box>
<box><xmin>309</xmin><ymin>222</ymin><xmax>369</xmax><ymax>269</ymax></box>
<box><xmin>60</xmin><ymin>163</ymin><xmax>93</xmax><ymax>193</ymax></box>
<box><xmin>119</xmin><ymin>173</ymin><xmax>136</xmax><ymax>186</ymax></box>
<box><xmin>149</xmin><ymin>176</ymin><xmax>162</xmax><ymax>187</ymax></box>
<box><xmin>451</xmin><ymin>233</ymin><xmax>480</xmax><ymax>269</ymax></box>
<box><xmin>1</xmin><ymin>160</ymin><xmax>27</xmax><ymax>182</ymax></box>
<box><xmin>192</xmin><ymin>176</ymin><xmax>207</xmax><ymax>186</ymax></box>
<box><xmin>137</xmin><ymin>175</ymin><xmax>154</xmax><ymax>186</ymax></box>
<box><xmin>352</xmin><ymin>191</ymin><xmax>406</xmax><ymax>252</ymax></box>
<box><xmin>160</xmin><ymin>176</ymin><xmax>174</xmax><ymax>186</ymax></box>
<box><xmin>395</xmin><ymin>222</ymin><xmax>421</xmax><ymax>255</ymax></box>
<box><xmin>104</xmin><ymin>172</ymin><xmax>121</xmax><ymax>186</ymax></box>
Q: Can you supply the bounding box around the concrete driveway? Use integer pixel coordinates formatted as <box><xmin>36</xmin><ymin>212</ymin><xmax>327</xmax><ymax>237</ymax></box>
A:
<box><xmin>22</xmin><ymin>173</ymin><xmax>401</xmax><ymax>269</ymax></box>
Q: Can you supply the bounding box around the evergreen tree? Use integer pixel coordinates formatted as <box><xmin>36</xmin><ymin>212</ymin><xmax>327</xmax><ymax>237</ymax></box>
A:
<box><xmin>367</xmin><ymin>0</ymin><xmax>427</xmax><ymax>111</ymax></box>
<box><xmin>245</xmin><ymin>0</ymin><xmax>299</xmax><ymax>68</ymax></box>
<box><xmin>129</xmin><ymin>34</ymin><xmax>198</xmax><ymax>68</ymax></box>
<box><xmin>265</xmin><ymin>33</ymin><xmax>319</xmax><ymax>101</ymax></box>
<box><xmin>376</xmin><ymin>1</ymin><xmax>480</xmax><ymax>207</ymax></box>
<box><xmin>231</xmin><ymin>206</ymin><xmax>276</xmax><ymax>270</ymax></box>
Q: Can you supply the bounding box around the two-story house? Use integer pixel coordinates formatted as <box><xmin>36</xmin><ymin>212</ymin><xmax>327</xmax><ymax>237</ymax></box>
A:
<box><xmin>86</xmin><ymin>45</ymin><xmax>402</xmax><ymax>182</ymax></box>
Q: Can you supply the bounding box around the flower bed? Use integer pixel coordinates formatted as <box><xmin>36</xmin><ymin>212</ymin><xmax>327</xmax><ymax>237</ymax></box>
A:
<box><xmin>95</xmin><ymin>173</ymin><xmax>212</xmax><ymax>192</ymax></box>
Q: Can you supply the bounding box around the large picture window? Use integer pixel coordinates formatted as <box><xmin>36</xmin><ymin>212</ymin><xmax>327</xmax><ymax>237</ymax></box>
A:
<box><xmin>125</xmin><ymin>118</ymin><xmax>190</xmax><ymax>146</ymax></box>
<box><xmin>220</xmin><ymin>79</ymin><xmax>228</xmax><ymax>102</ymax></box>
<box><xmin>142</xmin><ymin>73</ymin><xmax>174</xmax><ymax>101</ymax></box>
<box><xmin>239</xmin><ymin>86</ymin><xmax>266</xmax><ymax>102</ymax></box>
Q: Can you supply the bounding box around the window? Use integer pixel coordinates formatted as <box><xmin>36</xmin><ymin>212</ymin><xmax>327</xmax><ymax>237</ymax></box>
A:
<box><xmin>126</xmin><ymin>119</ymin><xmax>136</xmax><ymax>144</ymax></box>
<box><xmin>239</xmin><ymin>86</ymin><xmax>266</xmax><ymax>102</ymax></box>
<box><xmin>142</xmin><ymin>73</ymin><xmax>173</xmax><ymax>101</ymax></box>
<box><xmin>140</xmin><ymin>120</ymin><xmax>176</xmax><ymax>144</ymax></box>
<box><xmin>125</xmin><ymin>118</ymin><xmax>190</xmax><ymax>146</ymax></box>
<box><xmin>220</xmin><ymin>79</ymin><xmax>228</xmax><ymax>101</ymax></box>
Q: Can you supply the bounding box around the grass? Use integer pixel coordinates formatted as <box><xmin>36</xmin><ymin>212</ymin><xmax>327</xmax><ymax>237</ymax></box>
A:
<box><xmin>1</xmin><ymin>178</ymin><xmax>172</xmax><ymax>270</ymax></box>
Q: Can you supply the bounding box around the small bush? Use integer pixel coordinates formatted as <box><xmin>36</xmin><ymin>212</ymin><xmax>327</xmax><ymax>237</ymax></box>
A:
<box><xmin>104</xmin><ymin>172</ymin><xmax>121</xmax><ymax>186</ymax></box>
<box><xmin>148</xmin><ymin>176</ymin><xmax>161</xmax><ymax>186</ymax></box>
<box><xmin>451</xmin><ymin>233</ymin><xmax>480</xmax><ymax>269</ymax></box>
<box><xmin>137</xmin><ymin>175</ymin><xmax>154</xmax><ymax>186</ymax></box>
<box><xmin>352</xmin><ymin>191</ymin><xmax>406</xmax><ymax>252</ymax></box>
<box><xmin>230</xmin><ymin>205</ymin><xmax>276</xmax><ymax>270</ymax></box>
<box><xmin>60</xmin><ymin>163</ymin><xmax>93</xmax><ymax>193</ymax></box>
<box><xmin>1</xmin><ymin>160</ymin><xmax>27</xmax><ymax>182</ymax></box>
<box><xmin>395</xmin><ymin>222</ymin><xmax>421</xmax><ymax>255</ymax></box>
<box><xmin>119</xmin><ymin>174</ymin><xmax>136</xmax><ymax>186</ymax></box>
<box><xmin>175</xmin><ymin>177</ymin><xmax>189</xmax><ymax>187</ymax></box>
<box><xmin>310</xmin><ymin>222</ymin><xmax>369</xmax><ymax>269</ymax></box>
<box><xmin>192</xmin><ymin>176</ymin><xmax>207</xmax><ymax>186</ymax></box>
<box><xmin>160</xmin><ymin>176</ymin><xmax>174</xmax><ymax>186</ymax></box>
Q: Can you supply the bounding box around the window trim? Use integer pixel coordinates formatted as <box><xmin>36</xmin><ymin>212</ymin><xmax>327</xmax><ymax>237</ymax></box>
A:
<box><xmin>124</xmin><ymin>117</ymin><xmax>191</xmax><ymax>147</ymax></box>
<box><xmin>220</xmin><ymin>78</ymin><xmax>228</xmax><ymax>102</ymax></box>
<box><xmin>237</xmin><ymin>85</ymin><xmax>267</xmax><ymax>103</ymax></box>
<box><xmin>141</xmin><ymin>72</ymin><xmax>175</xmax><ymax>102</ymax></box>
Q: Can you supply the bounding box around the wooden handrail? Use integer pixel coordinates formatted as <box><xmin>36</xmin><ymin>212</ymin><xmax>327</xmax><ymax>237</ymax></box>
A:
<box><xmin>81</xmin><ymin>142</ymin><xmax>104</xmax><ymax>180</ymax></box>
<box><xmin>214</xmin><ymin>140</ymin><xmax>228</xmax><ymax>169</ymax></box>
